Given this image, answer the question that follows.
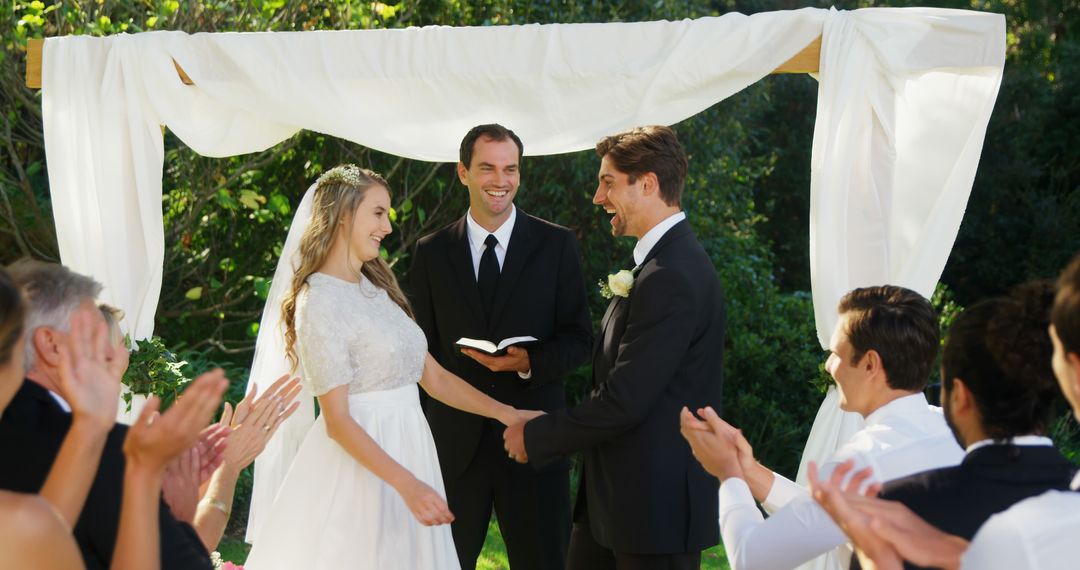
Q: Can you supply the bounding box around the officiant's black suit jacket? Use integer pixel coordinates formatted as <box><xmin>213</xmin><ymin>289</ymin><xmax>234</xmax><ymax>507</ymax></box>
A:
<box><xmin>0</xmin><ymin>379</ymin><xmax>211</xmax><ymax>570</ymax></box>
<box><xmin>860</xmin><ymin>444</ymin><xmax>1077</xmax><ymax>570</ymax></box>
<box><xmin>524</xmin><ymin>219</ymin><xmax>725</xmax><ymax>555</ymax></box>
<box><xmin>408</xmin><ymin>211</ymin><xmax>592</xmax><ymax>478</ymax></box>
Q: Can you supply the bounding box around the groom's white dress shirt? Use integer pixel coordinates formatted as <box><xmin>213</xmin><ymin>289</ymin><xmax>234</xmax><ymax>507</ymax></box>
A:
<box><xmin>960</xmin><ymin>471</ymin><xmax>1080</xmax><ymax>569</ymax></box>
<box><xmin>719</xmin><ymin>392</ymin><xmax>964</xmax><ymax>570</ymax></box>
<box><xmin>633</xmin><ymin>212</ymin><xmax>685</xmax><ymax>266</ymax></box>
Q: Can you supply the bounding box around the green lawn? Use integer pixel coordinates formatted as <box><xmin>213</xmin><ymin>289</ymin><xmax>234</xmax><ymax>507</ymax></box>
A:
<box><xmin>219</xmin><ymin>518</ymin><xmax>730</xmax><ymax>569</ymax></box>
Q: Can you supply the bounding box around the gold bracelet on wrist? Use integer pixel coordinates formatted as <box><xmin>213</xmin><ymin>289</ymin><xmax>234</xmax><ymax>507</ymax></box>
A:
<box><xmin>201</xmin><ymin>497</ymin><xmax>231</xmax><ymax>518</ymax></box>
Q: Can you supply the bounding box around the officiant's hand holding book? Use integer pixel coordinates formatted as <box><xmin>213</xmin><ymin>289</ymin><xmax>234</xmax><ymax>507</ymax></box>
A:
<box><xmin>455</xmin><ymin>336</ymin><xmax>538</xmax><ymax>357</ymax></box>
<box><xmin>457</xmin><ymin>336</ymin><xmax>538</xmax><ymax>374</ymax></box>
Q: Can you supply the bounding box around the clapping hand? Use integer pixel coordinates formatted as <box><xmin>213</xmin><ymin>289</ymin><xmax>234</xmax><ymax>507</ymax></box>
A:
<box><xmin>808</xmin><ymin>460</ymin><xmax>967</xmax><ymax>570</ymax></box>
<box><xmin>56</xmin><ymin>307</ymin><xmax>121</xmax><ymax>432</ymax></box>
<box><xmin>679</xmin><ymin>406</ymin><xmax>745</xmax><ymax>481</ymax></box>
<box><xmin>124</xmin><ymin>369</ymin><xmax>229</xmax><ymax>475</ymax></box>
<box><xmin>162</xmin><ymin>422</ymin><xmax>230</xmax><ymax>523</ymax></box>
<box><xmin>218</xmin><ymin>374</ymin><xmax>302</xmax><ymax>474</ymax></box>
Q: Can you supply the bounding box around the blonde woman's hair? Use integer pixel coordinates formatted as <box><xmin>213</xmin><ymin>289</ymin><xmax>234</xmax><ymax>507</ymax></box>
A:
<box><xmin>282</xmin><ymin>165</ymin><xmax>413</xmax><ymax>371</ymax></box>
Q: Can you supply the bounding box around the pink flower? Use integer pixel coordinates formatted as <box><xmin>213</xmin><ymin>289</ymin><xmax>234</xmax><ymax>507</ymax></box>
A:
<box><xmin>221</xmin><ymin>563</ymin><xmax>244</xmax><ymax>570</ymax></box>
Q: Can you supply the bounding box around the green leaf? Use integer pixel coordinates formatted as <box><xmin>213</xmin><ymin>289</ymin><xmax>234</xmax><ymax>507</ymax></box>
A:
<box><xmin>218</xmin><ymin>257</ymin><xmax>236</xmax><ymax>273</ymax></box>
<box><xmin>388</xmin><ymin>207</ymin><xmax>398</xmax><ymax>223</ymax></box>
<box><xmin>253</xmin><ymin>277</ymin><xmax>271</xmax><ymax>300</ymax></box>
<box><xmin>239</xmin><ymin>189</ymin><xmax>266</xmax><ymax>210</ymax></box>
<box><xmin>216</xmin><ymin>189</ymin><xmax>239</xmax><ymax>210</ymax></box>
<box><xmin>401</xmin><ymin>198</ymin><xmax>413</xmax><ymax>213</ymax></box>
<box><xmin>247</xmin><ymin>322</ymin><xmax>260</xmax><ymax>338</ymax></box>
<box><xmin>185</xmin><ymin>287</ymin><xmax>202</xmax><ymax>301</ymax></box>
<box><xmin>267</xmin><ymin>193</ymin><xmax>291</xmax><ymax>216</ymax></box>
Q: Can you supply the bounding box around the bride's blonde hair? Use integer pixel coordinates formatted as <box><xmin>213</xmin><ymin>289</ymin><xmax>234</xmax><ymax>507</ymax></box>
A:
<box><xmin>282</xmin><ymin>165</ymin><xmax>413</xmax><ymax>372</ymax></box>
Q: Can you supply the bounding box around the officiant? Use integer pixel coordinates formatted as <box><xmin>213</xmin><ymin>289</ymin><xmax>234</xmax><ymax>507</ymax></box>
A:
<box><xmin>407</xmin><ymin>124</ymin><xmax>592</xmax><ymax>570</ymax></box>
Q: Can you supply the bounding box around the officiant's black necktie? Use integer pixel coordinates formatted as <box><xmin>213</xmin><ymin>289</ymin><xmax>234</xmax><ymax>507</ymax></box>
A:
<box><xmin>478</xmin><ymin>234</ymin><xmax>500</xmax><ymax>311</ymax></box>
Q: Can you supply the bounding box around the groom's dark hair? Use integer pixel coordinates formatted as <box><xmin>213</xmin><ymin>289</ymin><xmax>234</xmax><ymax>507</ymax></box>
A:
<box><xmin>837</xmin><ymin>285</ymin><xmax>939</xmax><ymax>392</ymax></box>
<box><xmin>595</xmin><ymin>125</ymin><xmax>687</xmax><ymax>207</ymax></box>
<box><xmin>459</xmin><ymin>124</ymin><xmax>524</xmax><ymax>168</ymax></box>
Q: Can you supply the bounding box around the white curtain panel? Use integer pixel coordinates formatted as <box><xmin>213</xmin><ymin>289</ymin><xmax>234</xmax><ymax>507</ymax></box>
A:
<box><xmin>794</xmin><ymin>8</ymin><xmax>1003</xmax><ymax>570</ymax></box>
<box><xmin>41</xmin><ymin>7</ymin><xmax>1004</xmax><ymax>548</ymax></box>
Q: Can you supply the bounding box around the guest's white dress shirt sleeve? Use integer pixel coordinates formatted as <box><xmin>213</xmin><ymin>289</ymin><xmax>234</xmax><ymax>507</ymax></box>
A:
<box><xmin>719</xmin><ymin>477</ymin><xmax>849</xmax><ymax>570</ymax></box>
<box><xmin>761</xmin><ymin>472</ymin><xmax>807</xmax><ymax>514</ymax></box>
<box><xmin>961</xmin><ymin>490</ymin><xmax>1080</xmax><ymax>570</ymax></box>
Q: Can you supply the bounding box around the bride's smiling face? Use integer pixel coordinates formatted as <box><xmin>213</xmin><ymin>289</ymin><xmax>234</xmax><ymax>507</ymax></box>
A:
<box><xmin>342</xmin><ymin>184</ymin><xmax>393</xmax><ymax>263</ymax></box>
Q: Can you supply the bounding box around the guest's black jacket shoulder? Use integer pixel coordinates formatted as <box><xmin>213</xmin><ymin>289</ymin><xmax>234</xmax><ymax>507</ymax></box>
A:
<box><xmin>0</xmin><ymin>379</ymin><xmax>212</xmax><ymax>570</ymax></box>
<box><xmin>867</xmin><ymin>443</ymin><xmax>1076</xmax><ymax>570</ymax></box>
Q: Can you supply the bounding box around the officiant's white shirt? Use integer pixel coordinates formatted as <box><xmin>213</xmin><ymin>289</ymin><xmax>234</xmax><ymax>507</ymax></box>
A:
<box><xmin>959</xmin><ymin>472</ymin><xmax>1080</xmax><ymax>569</ymax></box>
<box><xmin>633</xmin><ymin>211</ymin><xmax>686</xmax><ymax>266</ymax></box>
<box><xmin>464</xmin><ymin>205</ymin><xmax>533</xmax><ymax>380</ymax></box>
<box><xmin>718</xmin><ymin>393</ymin><xmax>964</xmax><ymax>570</ymax></box>
<box><xmin>465</xmin><ymin>204</ymin><xmax>517</xmax><ymax>278</ymax></box>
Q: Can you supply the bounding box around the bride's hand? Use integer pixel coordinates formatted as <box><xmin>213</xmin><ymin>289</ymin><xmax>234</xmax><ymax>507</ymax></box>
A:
<box><xmin>499</xmin><ymin>408</ymin><xmax>545</xmax><ymax>427</ymax></box>
<box><xmin>399</xmin><ymin>478</ymin><xmax>454</xmax><ymax>526</ymax></box>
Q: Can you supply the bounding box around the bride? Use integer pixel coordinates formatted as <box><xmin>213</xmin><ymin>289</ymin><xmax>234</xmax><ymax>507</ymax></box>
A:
<box><xmin>244</xmin><ymin>165</ymin><xmax>539</xmax><ymax>569</ymax></box>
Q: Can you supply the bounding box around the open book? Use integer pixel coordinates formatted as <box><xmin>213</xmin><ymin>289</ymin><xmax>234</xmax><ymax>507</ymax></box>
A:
<box><xmin>455</xmin><ymin>336</ymin><xmax>538</xmax><ymax>356</ymax></box>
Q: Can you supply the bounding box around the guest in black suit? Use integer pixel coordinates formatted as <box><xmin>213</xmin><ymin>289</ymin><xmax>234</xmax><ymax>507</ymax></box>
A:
<box><xmin>504</xmin><ymin>125</ymin><xmax>725</xmax><ymax>570</ymax></box>
<box><xmin>0</xmin><ymin>261</ymin><xmax>212</xmax><ymax>570</ymax></box>
<box><xmin>864</xmin><ymin>281</ymin><xmax>1076</xmax><ymax>569</ymax></box>
<box><xmin>408</xmin><ymin>124</ymin><xmax>592</xmax><ymax>570</ymax></box>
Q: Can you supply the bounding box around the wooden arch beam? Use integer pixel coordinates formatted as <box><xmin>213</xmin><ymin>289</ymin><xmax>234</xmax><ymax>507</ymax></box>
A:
<box><xmin>24</xmin><ymin>36</ymin><xmax>820</xmax><ymax>89</ymax></box>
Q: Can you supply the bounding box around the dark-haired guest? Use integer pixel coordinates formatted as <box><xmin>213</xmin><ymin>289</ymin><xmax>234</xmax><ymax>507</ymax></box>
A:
<box><xmin>810</xmin><ymin>252</ymin><xmax>1080</xmax><ymax>570</ymax></box>
<box><xmin>680</xmin><ymin>285</ymin><xmax>964</xmax><ymax>570</ymax></box>
<box><xmin>857</xmin><ymin>281</ymin><xmax>1076</xmax><ymax>569</ymax></box>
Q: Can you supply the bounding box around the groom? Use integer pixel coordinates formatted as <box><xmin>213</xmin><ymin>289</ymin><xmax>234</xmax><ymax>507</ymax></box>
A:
<box><xmin>504</xmin><ymin>125</ymin><xmax>725</xmax><ymax>569</ymax></box>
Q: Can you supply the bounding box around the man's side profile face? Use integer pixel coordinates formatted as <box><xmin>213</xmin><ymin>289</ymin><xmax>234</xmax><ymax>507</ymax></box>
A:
<box><xmin>826</xmin><ymin>313</ymin><xmax>873</xmax><ymax>414</ymax></box>
<box><xmin>593</xmin><ymin>154</ymin><xmax>646</xmax><ymax>239</ymax></box>
<box><xmin>31</xmin><ymin>298</ymin><xmax>112</xmax><ymax>374</ymax></box>
<box><xmin>458</xmin><ymin>135</ymin><xmax>520</xmax><ymax>222</ymax></box>
<box><xmin>1049</xmin><ymin>325</ymin><xmax>1080</xmax><ymax>419</ymax></box>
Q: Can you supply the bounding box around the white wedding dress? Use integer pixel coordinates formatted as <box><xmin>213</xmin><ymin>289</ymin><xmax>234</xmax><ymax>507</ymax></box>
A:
<box><xmin>245</xmin><ymin>273</ymin><xmax>459</xmax><ymax>570</ymax></box>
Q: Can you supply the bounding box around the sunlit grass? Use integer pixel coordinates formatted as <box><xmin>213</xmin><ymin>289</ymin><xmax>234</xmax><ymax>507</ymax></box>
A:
<box><xmin>220</xmin><ymin>516</ymin><xmax>731</xmax><ymax>569</ymax></box>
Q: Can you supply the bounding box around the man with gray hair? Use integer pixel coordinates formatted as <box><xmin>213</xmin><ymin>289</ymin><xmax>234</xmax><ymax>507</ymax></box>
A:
<box><xmin>0</xmin><ymin>260</ymin><xmax>213</xmax><ymax>570</ymax></box>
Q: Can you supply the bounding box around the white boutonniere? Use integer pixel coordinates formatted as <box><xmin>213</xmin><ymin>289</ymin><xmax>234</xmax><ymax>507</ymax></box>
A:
<box><xmin>599</xmin><ymin>269</ymin><xmax>635</xmax><ymax>299</ymax></box>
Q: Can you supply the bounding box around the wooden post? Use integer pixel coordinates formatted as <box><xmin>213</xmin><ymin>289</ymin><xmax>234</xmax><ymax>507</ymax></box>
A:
<box><xmin>24</xmin><ymin>35</ymin><xmax>820</xmax><ymax>89</ymax></box>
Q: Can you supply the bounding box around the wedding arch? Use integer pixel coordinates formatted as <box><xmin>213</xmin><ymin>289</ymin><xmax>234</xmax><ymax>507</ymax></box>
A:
<box><xmin>26</xmin><ymin>5</ymin><xmax>1005</xmax><ymax>548</ymax></box>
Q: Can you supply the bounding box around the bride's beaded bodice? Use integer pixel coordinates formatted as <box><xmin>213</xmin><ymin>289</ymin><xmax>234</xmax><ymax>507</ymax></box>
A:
<box><xmin>295</xmin><ymin>272</ymin><xmax>427</xmax><ymax>396</ymax></box>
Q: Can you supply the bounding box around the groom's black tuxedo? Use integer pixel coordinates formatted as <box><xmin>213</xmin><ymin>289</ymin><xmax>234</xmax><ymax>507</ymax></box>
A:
<box><xmin>409</xmin><ymin>210</ymin><xmax>592</xmax><ymax>569</ymax></box>
<box><xmin>859</xmin><ymin>443</ymin><xmax>1077</xmax><ymax>570</ymax></box>
<box><xmin>0</xmin><ymin>379</ymin><xmax>211</xmax><ymax>570</ymax></box>
<box><xmin>524</xmin><ymin>219</ymin><xmax>725</xmax><ymax>558</ymax></box>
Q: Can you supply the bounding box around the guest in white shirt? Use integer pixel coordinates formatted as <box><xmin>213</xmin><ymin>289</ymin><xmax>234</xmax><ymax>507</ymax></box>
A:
<box><xmin>808</xmin><ymin>252</ymin><xmax>1080</xmax><ymax>570</ymax></box>
<box><xmin>681</xmin><ymin>285</ymin><xmax>964</xmax><ymax>570</ymax></box>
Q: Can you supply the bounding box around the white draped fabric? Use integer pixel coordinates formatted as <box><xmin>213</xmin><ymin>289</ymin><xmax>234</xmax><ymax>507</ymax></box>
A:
<box><xmin>793</xmin><ymin>9</ymin><xmax>1003</xmax><ymax>569</ymax></box>
<box><xmin>40</xmin><ymin>7</ymin><xmax>1004</xmax><ymax>550</ymax></box>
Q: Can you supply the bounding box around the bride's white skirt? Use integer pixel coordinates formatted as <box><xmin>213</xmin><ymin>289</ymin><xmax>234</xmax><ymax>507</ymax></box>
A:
<box><xmin>245</xmin><ymin>383</ymin><xmax>459</xmax><ymax>570</ymax></box>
